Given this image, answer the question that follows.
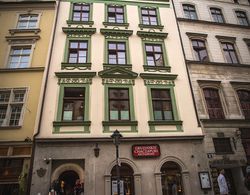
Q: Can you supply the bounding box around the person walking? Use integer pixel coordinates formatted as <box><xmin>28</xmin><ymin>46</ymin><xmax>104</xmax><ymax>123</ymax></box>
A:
<box><xmin>217</xmin><ymin>169</ymin><xmax>229</xmax><ymax>195</ymax></box>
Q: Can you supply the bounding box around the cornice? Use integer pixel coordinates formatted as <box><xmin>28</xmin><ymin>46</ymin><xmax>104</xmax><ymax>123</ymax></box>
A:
<box><xmin>140</xmin><ymin>73</ymin><xmax>177</xmax><ymax>80</ymax></box>
<box><xmin>200</xmin><ymin>119</ymin><xmax>250</xmax><ymax>128</ymax></box>
<box><xmin>0</xmin><ymin>1</ymin><xmax>56</xmax><ymax>9</ymax></box>
<box><xmin>0</xmin><ymin>67</ymin><xmax>44</xmax><ymax>73</ymax></box>
<box><xmin>186</xmin><ymin>32</ymin><xmax>208</xmax><ymax>38</ymax></box>
<box><xmin>137</xmin><ymin>31</ymin><xmax>168</xmax><ymax>39</ymax></box>
<box><xmin>186</xmin><ymin>60</ymin><xmax>250</xmax><ymax>68</ymax></box>
<box><xmin>100</xmin><ymin>28</ymin><xmax>133</xmax><ymax>37</ymax></box>
<box><xmin>55</xmin><ymin>72</ymin><xmax>96</xmax><ymax>78</ymax></box>
<box><xmin>62</xmin><ymin>27</ymin><xmax>96</xmax><ymax>36</ymax></box>
<box><xmin>5</xmin><ymin>35</ymin><xmax>40</xmax><ymax>43</ymax></box>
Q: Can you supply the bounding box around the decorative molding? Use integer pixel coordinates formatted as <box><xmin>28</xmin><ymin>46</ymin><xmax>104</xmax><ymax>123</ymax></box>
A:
<box><xmin>144</xmin><ymin>79</ymin><xmax>175</xmax><ymax>85</ymax></box>
<box><xmin>98</xmin><ymin>66</ymin><xmax>138</xmax><ymax>79</ymax></box>
<box><xmin>102</xmin><ymin>78</ymin><xmax>134</xmax><ymax>85</ymax></box>
<box><xmin>103</xmin><ymin>22</ymin><xmax>129</xmax><ymax>28</ymax></box>
<box><xmin>0</xmin><ymin>1</ymin><xmax>56</xmax><ymax>9</ymax></box>
<box><xmin>9</xmin><ymin>28</ymin><xmax>41</xmax><ymax>35</ymax></box>
<box><xmin>53</xmin><ymin>121</ymin><xmax>91</xmax><ymax>127</ymax></box>
<box><xmin>0</xmin><ymin>67</ymin><xmax>44</xmax><ymax>73</ymax></box>
<box><xmin>5</xmin><ymin>35</ymin><xmax>40</xmax><ymax>43</ymax></box>
<box><xmin>61</xmin><ymin>62</ymin><xmax>91</xmax><ymax>70</ymax></box>
<box><xmin>186</xmin><ymin>60</ymin><xmax>250</xmax><ymax>68</ymax></box>
<box><xmin>200</xmin><ymin>119</ymin><xmax>250</xmax><ymax>128</ymax></box>
<box><xmin>148</xmin><ymin>120</ymin><xmax>183</xmax><ymax>126</ymax></box>
<box><xmin>55</xmin><ymin>72</ymin><xmax>96</xmax><ymax>84</ymax></box>
<box><xmin>102</xmin><ymin>121</ymin><xmax>138</xmax><ymax>126</ymax></box>
<box><xmin>66</xmin><ymin>20</ymin><xmax>94</xmax><ymax>27</ymax></box>
<box><xmin>143</xmin><ymin>65</ymin><xmax>171</xmax><ymax>72</ymax></box>
<box><xmin>103</xmin><ymin>64</ymin><xmax>132</xmax><ymax>70</ymax></box>
<box><xmin>62</xmin><ymin>27</ymin><xmax>96</xmax><ymax>36</ymax></box>
<box><xmin>186</xmin><ymin>32</ymin><xmax>207</xmax><ymax>38</ymax></box>
<box><xmin>100</xmin><ymin>28</ymin><xmax>133</xmax><ymax>38</ymax></box>
<box><xmin>138</xmin><ymin>24</ymin><xmax>164</xmax><ymax>31</ymax></box>
<box><xmin>215</xmin><ymin>35</ymin><xmax>236</xmax><ymax>42</ymax></box>
<box><xmin>230</xmin><ymin>81</ymin><xmax>250</xmax><ymax>85</ymax></box>
<box><xmin>197</xmin><ymin>80</ymin><xmax>221</xmax><ymax>84</ymax></box>
<box><xmin>137</xmin><ymin>31</ymin><xmax>168</xmax><ymax>40</ymax></box>
<box><xmin>140</xmin><ymin>73</ymin><xmax>177</xmax><ymax>80</ymax></box>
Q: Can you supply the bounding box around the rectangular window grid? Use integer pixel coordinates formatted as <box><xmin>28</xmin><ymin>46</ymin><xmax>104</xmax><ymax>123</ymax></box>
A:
<box><xmin>183</xmin><ymin>4</ymin><xmax>197</xmax><ymax>20</ymax></box>
<box><xmin>145</xmin><ymin>44</ymin><xmax>164</xmax><ymax>66</ymax></box>
<box><xmin>0</xmin><ymin>89</ymin><xmax>26</xmax><ymax>127</ymax></box>
<box><xmin>151</xmin><ymin>89</ymin><xmax>173</xmax><ymax>120</ymax></box>
<box><xmin>213</xmin><ymin>138</ymin><xmax>233</xmax><ymax>154</ymax></box>
<box><xmin>17</xmin><ymin>14</ymin><xmax>38</xmax><ymax>29</ymax></box>
<box><xmin>236</xmin><ymin>11</ymin><xmax>249</xmax><ymax>26</ymax></box>
<box><xmin>73</xmin><ymin>3</ymin><xmax>90</xmax><ymax>22</ymax></box>
<box><xmin>222</xmin><ymin>42</ymin><xmax>238</xmax><ymax>64</ymax></box>
<box><xmin>68</xmin><ymin>41</ymin><xmax>88</xmax><ymax>63</ymax></box>
<box><xmin>192</xmin><ymin>40</ymin><xmax>209</xmax><ymax>62</ymax></box>
<box><xmin>237</xmin><ymin>90</ymin><xmax>250</xmax><ymax>119</ymax></box>
<box><xmin>203</xmin><ymin>88</ymin><xmax>225</xmax><ymax>119</ymax></box>
<box><xmin>108</xmin><ymin>5</ymin><xmax>124</xmax><ymax>23</ymax></box>
<box><xmin>141</xmin><ymin>8</ymin><xmax>158</xmax><ymax>25</ymax></box>
<box><xmin>210</xmin><ymin>8</ymin><xmax>224</xmax><ymax>23</ymax></box>
<box><xmin>108</xmin><ymin>88</ymin><xmax>130</xmax><ymax>121</ymax></box>
<box><xmin>62</xmin><ymin>88</ymin><xmax>85</xmax><ymax>121</ymax></box>
<box><xmin>8</xmin><ymin>47</ymin><xmax>31</xmax><ymax>68</ymax></box>
<box><xmin>108</xmin><ymin>42</ymin><xmax>126</xmax><ymax>64</ymax></box>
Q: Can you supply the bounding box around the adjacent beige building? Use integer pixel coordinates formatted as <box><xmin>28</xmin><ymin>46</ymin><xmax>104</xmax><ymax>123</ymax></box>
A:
<box><xmin>0</xmin><ymin>0</ymin><xmax>55</xmax><ymax>194</ymax></box>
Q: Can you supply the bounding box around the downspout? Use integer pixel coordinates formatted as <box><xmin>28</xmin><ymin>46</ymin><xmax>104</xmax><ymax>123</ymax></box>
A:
<box><xmin>170</xmin><ymin>0</ymin><xmax>200</xmax><ymax>126</ymax></box>
<box><xmin>27</xmin><ymin>0</ymin><xmax>61</xmax><ymax>194</ymax></box>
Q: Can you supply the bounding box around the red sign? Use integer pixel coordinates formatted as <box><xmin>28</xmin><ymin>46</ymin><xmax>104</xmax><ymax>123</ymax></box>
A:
<box><xmin>132</xmin><ymin>144</ymin><xmax>160</xmax><ymax>158</ymax></box>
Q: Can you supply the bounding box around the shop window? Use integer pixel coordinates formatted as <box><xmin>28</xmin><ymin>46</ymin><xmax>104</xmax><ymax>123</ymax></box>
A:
<box><xmin>235</xmin><ymin>11</ymin><xmax>249</xmax><ymax>26</ymax></box>
<box><xmin>191</xmin><ymin>39</ymin><xmax>209</xmax><ymax>62</ymax></box>
<box><xmin>203</xmin><ymin>88</ymin><xmax>225</xmax><ymax>119</ymax></box>
<box><xmin>210</xmin><ymin>8</ymin><xmax>225</xmax><ymax>23</ymax></box>
<box><xmin>62</xmin><ymin>87</ymin><xmax>85</xmax><ymax>121</ymax></box>
<box><xmin>221</xmin><ymin>42</ymin><xmax>239</xmax><ymax>64</ymax></box>
<box><xmin>109</xmin><ymin>88</ymin><xmax>130</xmax><ymax>121</ymax></box>
<box><xmin>183</xmin><ymin>4</ymin><xmax>197</xmax><ymax>20</ymax></box>
<box><xmin>213</xmin><ymin>138</ymin><xmax>233</xmax><ymax>154</ymax></box>
<box><xmin>17</xmin><ymin>14</ymin><xmax>38</xmax><ymax>29</ymax></box>
<box><xmin>111</xmin><ymin>163</ymin><xmax>134</xmax><ymax>195</ymax></box>
<box><xmin>161</xmin><ymin>161</ymin><xmax>183</xmax><ymax>195</ymax></box>
<box><xmin>237</xmin><ymin>90</ymin><xmax>250</xmax><ymax>119</ymax></box>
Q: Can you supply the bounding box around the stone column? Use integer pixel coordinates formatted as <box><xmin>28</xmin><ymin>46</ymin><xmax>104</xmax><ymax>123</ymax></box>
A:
<box><xmin>155</xmin><ymin>172</ymin><xmax>162</xmax><ymax>195</ymax></box>
<box><xmin>134</xmin><ymin>173</ymin><xmax>142</xmax><ymax>195</ymax></box>
<box><xmin>182</xmin><ymin>171</ymin><xmax>192</xmax><ymax>195</ymax></box>
<box><xmin>104</xmin><ymin>174</ymin><xmax>111</xmax><ymax>195</ymax></box>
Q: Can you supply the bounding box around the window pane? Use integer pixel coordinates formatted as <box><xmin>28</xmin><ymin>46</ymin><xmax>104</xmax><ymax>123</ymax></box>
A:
<box><xmin>147</xmin><ymin>56</ymin><xmax>155</xmax><ymax>66</ymax></box>
<box><xmin>164</xmin><ymin>111</ymin><xmax>173</xmax><ymax>120</ymax></box>
<box><xmin>149</xmin><ymin>10</ymin><xmax>156</xmax><ymax>15</ymax></box>
<box><xmin>120</xmin><ymin>111</ymin><xmax>129</xmax><ymax>120</ymax></box>
<box><xmin>154</xmin><ymin>111</ymin><xmax>163</xmax><ymax>120</ymax></box>
<box><xmin>146</xmin><ymin>45</ymin><xmax>153</xmax><ymax>52</ymax></box>
<box><xmin>9</xmin><ymin>105</ymin><xmax>22</xmax><ymax>126</ymax></box>
<box><xmin>155</xmin><ymin>54</ymin><xmax>163</xmax><ymax>66</ymax></box>
<box><xmin>117</xmin><ymin>43</ymin><xmax>125</xmax><ymax>50</ymax></box>
<box><xmin>108</xmin><ymin>43</ymin><xmax>116</xmax><ymax>50</ymax></box>
<box><xmin>70</xmin><ymin>42</ymin><xmax>78</xmax><ymax>48</ymax></box>
<box><xmin>110</xmin><ymin>110</ymin><xmax>119</xmax><ymax>120</ymax></box>
<box><xmin>0</xmin><ymin>105</ymin><xmax>7</xmax><ymax>125</ymax></box>
<box><xmin>0</xmin><ymin>91</ymin><xmax>10</xmax><ymax>102</ymax></box>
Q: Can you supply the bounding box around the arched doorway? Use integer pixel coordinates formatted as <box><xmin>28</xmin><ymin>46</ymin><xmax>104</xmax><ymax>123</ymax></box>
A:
<box><xmin>111</xmin><ymin>163</ymin><xmax>134</xmax><ymax>195</ymax></box>
<box><xmin>161</xmin><ymin>161</ymin><xmax>183</xmax><ymax>195</ymax></box>
<box><xmin>58</xmin><ymin>170</ymin><xmax>79</xmax><ymax>195</ymax></box>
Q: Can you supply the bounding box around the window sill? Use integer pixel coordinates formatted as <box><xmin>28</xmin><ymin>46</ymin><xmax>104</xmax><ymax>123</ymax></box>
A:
<box><xmin>0</xmin><ymin>126</ymin><xmax>22</xmax><ymax>130</ymax></box>
<box><xmin>148</xmin><ymin>120</ymin><xmax>183</xmax><ymax>126</ymax></box>
<box><xmin>0</xmin><ymin>67</ymin><xmax>45</xmax><ymax>73</ymax></box>
<box><xmin>9</xmin><ymin>28</ymin><xmax>41</xmax><ymax>35</ymax></box>
<box><xmin>138</xmin><ymin>24</ymin><xmax>164</xmax><ymax>31</ymax></box>
<box><xmin>66</xmin><ymin>20</ymin><xmax>94</xmax><ymax>27</ymax></box>
<box><xmin>102</xmin><ymin>121</ymin><xmax>138</xmax><ymax>126</ymax></box>
<box><xmin>53</xmin><ymin>121</ymin><xmax>91</xmax><ymax>127</ymax></box>
<box><xmin>186</xmin><ymin>60</ymin><xmax>250</xmax><ymax>68</ymax></box>
<box><xmin>103</xmin><ymin>22</ymin><xmax>129</xmax><ymax>28</ymax></box>
<box><xmin>103</xmin><ymin>63</ymin><xmax>132</xmax><ymax>70</ymax></box>
<box><xmin>143</xmin><ymin>65</ymin><xmax>171</xmax><ymax>72</ymax></box>
<box><xmin>61</xmin><ymin>62</ymin><xmax>91</xmax><ymax>70</ymax></box>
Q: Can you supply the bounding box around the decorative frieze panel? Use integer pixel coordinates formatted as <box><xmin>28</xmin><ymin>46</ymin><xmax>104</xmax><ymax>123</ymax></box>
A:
<box><xmin>144</xmin><ymin>79</ymin><xmax>174</xmax><ymax>86</ymax></box>
<box><xmin>58</xmin><ymin>78</ymin><xmax>92</xmax><ymax>84</ymax></box>
<box><xmin>102</xmin><ymin>78</ymin><xmax>134</xmax><ymax>85</ymax></box>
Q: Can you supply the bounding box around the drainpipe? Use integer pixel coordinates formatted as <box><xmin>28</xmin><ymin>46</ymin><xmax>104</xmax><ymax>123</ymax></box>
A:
<box><xmin>26</xmin><ymin>0</ymin><xmax>61</xmax><ymax>194</ymax></box>
<box><xmin>170</xmin><ymin>0</ymin><xmax>200</xmax><ymax>126</ymax></box>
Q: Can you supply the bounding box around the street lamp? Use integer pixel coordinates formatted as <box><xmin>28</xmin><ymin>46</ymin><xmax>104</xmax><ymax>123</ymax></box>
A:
<box><xmin>111</xmin><ymin>130</ymin><xmax>123</xmax><ymax>195</ymax></box>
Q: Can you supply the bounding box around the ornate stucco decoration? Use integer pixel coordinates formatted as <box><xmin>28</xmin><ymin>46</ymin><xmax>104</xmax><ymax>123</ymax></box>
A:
<box><xmin>62</xmin><ymin>27</ymin><xmax>96</xmax><ymax>37</ymax></box>
<box><xmin>137</xmin><ymin>31</ymin><xmax>168</xmax><ymax>41</ymax></box>
<box><xmin>100</xmin><ymin>28</ymin><xmax>133</xmax><ymax>39</ymax></box>
<box><xmin>140</xmin><ymin>73</ymin><xmax>177</xmax><ymax>86</ymax></box>
<box><xmin>55</xmin><ymin>72</ymin><xmax>96</xmax><ymax>84</ymax></box>
<box><xmin>102</xmin><ymin>78</ymin><xmax>134</xmax><ymax>85</ymax></box>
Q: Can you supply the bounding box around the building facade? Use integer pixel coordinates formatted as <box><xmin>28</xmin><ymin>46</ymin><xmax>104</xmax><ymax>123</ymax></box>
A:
<box><xmin>172</xmin><ymin>0</ymin><xmax>250</xmax><ymax>194</ymax></box>
<box><xmin>0</xmin><ymin>0</ymin><xmax>56</xmax><ymax>194</ymax></box>
<box><xmin>30</xmin><ymin>0</ymin><xmax>214</xmax><ymax>195</ymax></box>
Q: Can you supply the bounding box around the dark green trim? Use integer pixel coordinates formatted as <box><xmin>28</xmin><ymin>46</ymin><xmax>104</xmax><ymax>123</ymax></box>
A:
<box><xmin>0</xmin><ymin>67</ymin><xmax>44</xmax><ymax>73</ymax></box>
<box><xmin>53</xmin><ymin>121</ymin><xmax>91</xmax><ymax>127</ymax></box>
<box><xmin>103</xmin><ymin>63</ymin><xmax>132</xmax><ymax>70</ymax></box>
<box><xmin>62</xmin><ymin>27</ymin><xmax>96</xmax><ymax>35</ymax></box>
<box><xmin>186</xmin><ymin>60</ymin><xmax>250</xmax><ymax>68</ymax></box>
<box><xmin>100</xmin><ymin>28</ymin><xmax>133</xmax><ymax>37</ymax></box>
<box><xmin>140</xmin><ymin>73</ymin><xmax>177</xmax><ymax>80</ymax></box>
<box><xmin>148</xmin><ymin>120</ymin><xmax>183</xmax><ymax>125</ymax></box>
<box><xmin>103</xmin><ymin>22</ymin><xmax>129</xmax><ymax>28</ymax></box>
<box><xmin>138</xmin><ymin>24</ymin><xmax>164</xmax><ymax>30</ymax></box>
<box><xmin>102</xmin><ymin>121</ymin><xmax>138</xmax><ymax>126</ymax></box>
<box><xmin>98</xmin><ymin>66</ymin><xmax>138</xmax><ymax>78</ymax></box>
<box><xmin>137</xmin><ymin>31</ymin><xmax>168</xmax><ymax>39</ymax></box>
<box><xmin>61</xmin><ymin>62</ymin><xmax>92</xmax><ymax>70</ymax></box>
<box><xmin>55</xmin><ymin>72</ymin><xmax>96</xmax><ymax>78</ymax></box>
<box><xmin>67</xmin><ymin>20</ymin><xmax>94</xmax><ymax>27</ymax></box>
<box><xmin>143</xmin><ymin>65</ymin><xmax>171</xmax><ymax>72</ymax></box>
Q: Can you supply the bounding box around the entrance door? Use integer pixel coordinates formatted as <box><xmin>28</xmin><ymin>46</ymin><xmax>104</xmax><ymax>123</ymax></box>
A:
<box><xmin>59</xmin><ymin>170</ymin><xmax>79</xmax><ymax>195</ymax></box>
<box><xmin>224</xmin><ymin>169</ymin><xmax>237</xmax><ymax>195</ymax></box>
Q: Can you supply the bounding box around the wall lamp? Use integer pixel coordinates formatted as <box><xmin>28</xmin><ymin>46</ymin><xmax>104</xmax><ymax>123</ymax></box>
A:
<box><xmin>94</xmin><ymin>143</ymin><xmax>100</xmax><ymax>158</ymax></box>
<box><xmin>44</xmin><ymin>158</ymin><xmax>52</xmax><ymax>164</ymax></box>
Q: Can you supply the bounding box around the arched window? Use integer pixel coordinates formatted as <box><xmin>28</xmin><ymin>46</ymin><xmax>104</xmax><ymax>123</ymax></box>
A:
<box><xmin>237</xmin><ymin>90</ymin><xmax>250</xmax><ymax>119</ymax></box>
<box><xmin>111</xmin><ymin>163</ymin><xmax>134</xmax><ymax>195</ymax></box>
<box><xmin>161</xmin><ymin>161</ymin><xmax>183</xmax><ymax>195</ymax></box>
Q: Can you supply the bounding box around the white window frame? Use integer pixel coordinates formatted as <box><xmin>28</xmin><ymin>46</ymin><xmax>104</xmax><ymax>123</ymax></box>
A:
<box><xmin>15</xmin><ymin>12</ymin><xmax>42</xmax><ymax>29</ymax></box>
<box><xmin>0</xmin><ymin>88</ymin><xmax>28</xmax><ymax>127</ymax></box>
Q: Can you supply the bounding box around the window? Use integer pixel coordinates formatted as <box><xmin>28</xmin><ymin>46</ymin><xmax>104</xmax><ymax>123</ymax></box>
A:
<box><xmin>151</xmin><ymin>89</ymin><xmax>173</xmax><ymax>120</ymax></box>
<box><xmin>62</xmin><ymin>88</ymin><xmax>85</xmax><ymax>121</ymax></box>
<box><xmin>221</xmin><ymin>42</ymin><xmax>238</xmax><ymax>63</ymax></box>
<box><xmin>145</xmin><ymin>44</ymin><xmax>164</xmax><ymax>66</ymax></box>
<box><xmin>72</xmin><ymin>3</ymin><xmax>90</xmax><ymax>22</ymax></box>
<box><xmin>192</xmin><ymin>40</ymin><xmax>209</xmax><ymax>62</ymax></box>
<box><xmin>68</xmin><ymin>41</ymin><xmax>88</xmax><ymax>63</ymax></box>
<box><xmin>108</xmin><ymin>42</ymin><xmax>126</xmax><ymax>64</ymax></box>
<box><xmin>213</xmin><ymin>138</ymin><xmax>233</xmax><ymax>154</ymax></box>
<box><xmin>107</xmin><ymin>5</ymin><xmax>124</xmax><ymax>23</ymax></box>
<box><xmin>203</xmin><ymin>88</ymin><xmax>225</xmax><ymax>119</ymax></box>
<box><xmin>109</xmin><ymin>88</ymin><xmax>130</xmax><ymax>121</ymax></box>
<box><xmin>237</xmin><ymin>90</ymin><xmax>250</xmax><ymax>119</ymax></box>
<box><xmin>8</xmin><ymin>47</ymin><xmax>31</xmax><ymax>68</ymax></box>
<box><xmin>210</xmin><ymin>8</ymin><xmax>224</xmax><ymax>23</ymax></box>
<box><xmin>17</xmin><ymin>14</ymin><xmax>38</xmax><ymax>29</ymax></box>
<box><xmin>141</xmin><ymin>8</ymin><xmax>158</xmax><ymax>25</ymax></box>
<box><xmin>0</xmin><ymin>159</ymin><xmax>23</xmax><ymax>180</ymax></box>
<box><xmin>0</xmin><ymin>88</ymin><xmax>26</xmax><ymax>127</ymax></box>
<box><xmin>183</xmin><ymin>4</ymin><xmax>197</xmax><ymax>20</ymax></box>
<box><xmin>236</xmin><ymin>11</ymin><xmax>249</xmax><ymax>26</ymax></box>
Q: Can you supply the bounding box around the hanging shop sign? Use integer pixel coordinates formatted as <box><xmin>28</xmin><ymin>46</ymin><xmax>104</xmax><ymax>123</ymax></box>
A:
<box><xmin>132</xmin><ymin>144</ymin><xmax>160</xmax><ymax>158</ymax></box>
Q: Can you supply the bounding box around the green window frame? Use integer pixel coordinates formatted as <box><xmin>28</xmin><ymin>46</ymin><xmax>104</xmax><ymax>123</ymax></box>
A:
<box><xmin>103</xmin><ymin>4</ymin><xmax>129</xmax><ymax>28</ymax></box>
<box><xmin>62</xmin><ymin>37</ymin><xmax>92</xmax><ymax>70</ymax></box>
<box><xmin>138</xmin><ymin>6</ymin><xmax>164</xmax><ymax>30</ymax></box>
<box><xmin>67</xmin><ymin>2</ymin><xmax>94</xmax><ymax>26</ymax></box>
<box><xmin>103</xmin><ymin>84</ymin><xmax>137</xmax><ymax>132</ymax></box>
